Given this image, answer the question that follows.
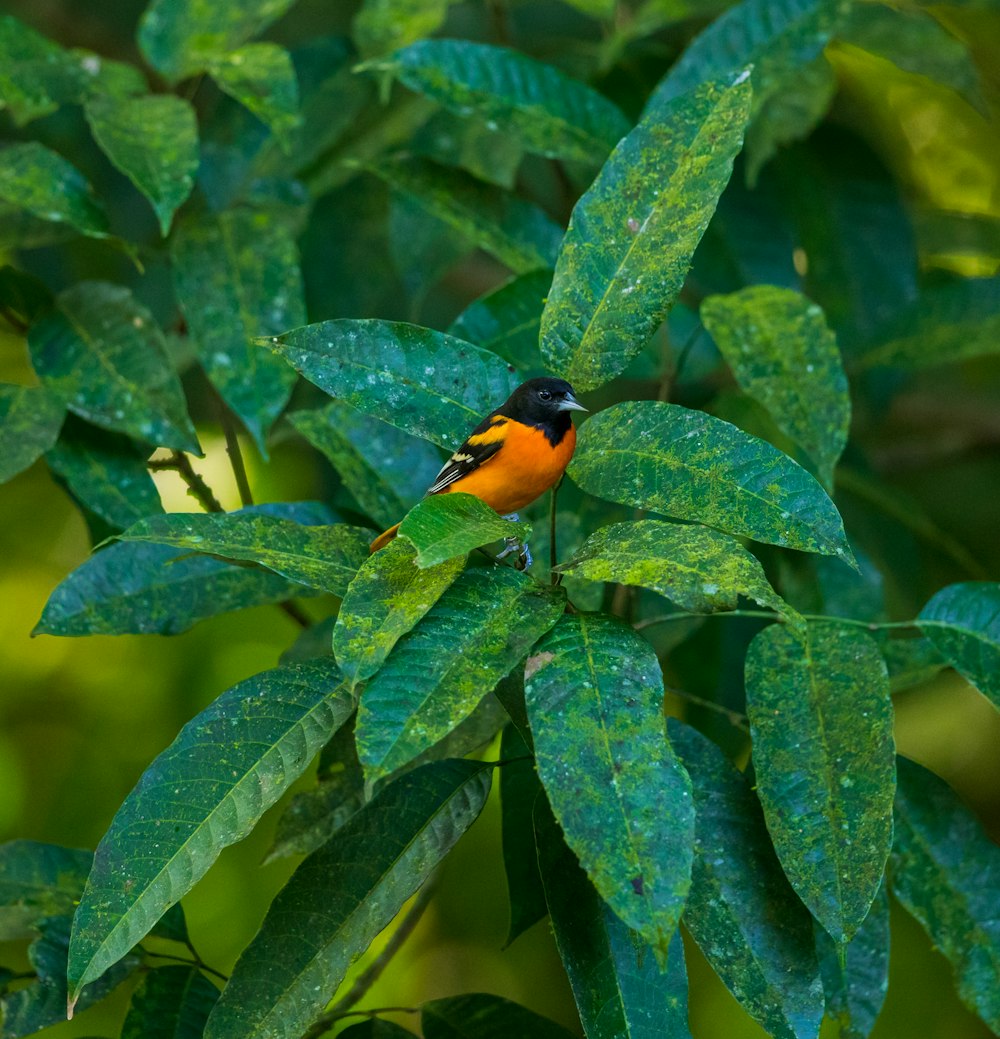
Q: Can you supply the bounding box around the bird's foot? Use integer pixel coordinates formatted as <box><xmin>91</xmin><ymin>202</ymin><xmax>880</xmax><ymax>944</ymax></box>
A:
<box><xmin>496</xmin><ymin>535</ymin><xmax>533</xmax><ymax>570</ymax></box>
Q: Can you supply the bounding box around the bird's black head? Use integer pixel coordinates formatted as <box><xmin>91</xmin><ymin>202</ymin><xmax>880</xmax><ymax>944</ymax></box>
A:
<box><xmin>499</xmin><ymin>377</ymin><xmax>587</xmax><ymax>441</ymax></box>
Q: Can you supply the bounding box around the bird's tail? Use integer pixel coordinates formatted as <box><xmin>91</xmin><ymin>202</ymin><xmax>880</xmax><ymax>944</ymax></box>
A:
<box><xmin>369</xmin><ymin>522</ymin><xmax>401</xmax><ymax>553</ymax></box>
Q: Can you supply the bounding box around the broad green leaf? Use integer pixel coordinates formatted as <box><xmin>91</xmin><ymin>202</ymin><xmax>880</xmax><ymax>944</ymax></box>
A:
<box><xmin>46</xmin><ymin>420</ymin><xmax>162</xmax><ymax>529</ymax></box>
<box><xmin>0</xmin><ymin>141</ymin><xmax>109</xmax><ymax>239</ymax></box>
<box><xmin>414</xmin><ymin>108</ymin><xmax>524</xmax><ymax>190</ymax></box>
<box><xmin>28</xmin><ymin>282</ymin><xmax>199</xmax><ymax>453</ymax></box>
<box><xmin>882</xmin><ymin>637</ymin><xmax>947</xmax><ymax>694</ymax></box>
<box><xmin>0</xmin><ymin>383</ymin><xmax>64</xmax><ymax>485</ymax></box>
<box><xmin>204</xmin><ymin>760</ymin><xmax>492</xmax><ymax>1039</ymax></box>
<box><xmin>353</xmin><ymin>0</ymin><xmax>456</xmax><ymax>57</ymax></box>
<box><xmin>35</xmin><ymin>502</ymin><xmax>332</xmax><ymax>637</ymax></box>
<box><xmin>569</xmin><ymin>401</ymin><xmax>854</xmax><ymax>563</ymax></box>
<box><xmin>815</xmin><ymin>881</ymin><xmax>890</xmax><ymax>1039</ymax></box>
<box><xmin>367</xmin><ymin>157</ymin><xmax>562</xmax><ymax>274</ymax></box>
<box><xmin>669</xmin><ymin>721</ymin><xmax>824</xmax><ymax>1039</ymax></box>
<box><xmin>745</xmin><ymin>622</ymin><xmax>895</xmax><ymax>943</ymax></box>
<box><xmin>556</xmin><ymin>519</ymin><xmax>797</xmax><ymax>621</ymax></box>
<box><xmin>375</xmin><ymin>39</ymin><xmax>630</xmax><ymax>164</ymax></box>
<box><xmin>118</xmin><ymin>512</ymin><xmax>371</xmax><ymax>597</ymax></box>
<box><xmin>356</xmin><ymin>566</ymin><xmax>563</xmax><ymax>782</ymax></box>
<box><xmin>525</xmin><ymin>614</ymin><xmax>694</xmax><ymax>964</ymax></box>
<box><xmin>266</xmin><ymin>319</ymin><xmax>519</xmax><ymax>450</ymax></box>
<box><xmin>891</xmin><ymin>757</ymin><xmax>1000</xmax><ymax>1033</ymax></box>
<box><xmin>389</xmin><ymin>190</ymin><xmax>471</xmax><ymax>303</ymax></box>
<box><xmin>539</xmin><ymin>73</ymin><xmax>751</xmax><ymax>390</ymax></box>
<box><xmin>0</xmin><ymin>841</ymin><xmax>91</xmax><ymax>941</ymax></box>
<box><xmin>84</xmin><ymin>94</ymin><xmax>198</xmax><ymax>236</ymax></box>
<box><xmin>207</xmin><ymin>43</ymin><xmax>300</xmax><ymax>146</ymax></box>
<box><xmin>172</xmin><ymin>208</ymin><xmax>305</xmax><ymax>453</ymax></box>
<box><xmin>447</xmin><ymin>269</ymin><xmax>550</xmax><ymax>372</ymax></box>
<box><xmin>422</xmin><ymin>993</ymin><xmax>578</xmax><ymax>1039</ymax></box>
<box><xmin>701</xmin><ymin>285</ymin><xmax>849</xmax><ymax>487</ymax></box>
<box><xmin>67</xmin><ymin>659</ymin><xmax>352</xmax><ymax>1002</ymax></box>
<box><xmin>138</xmin><ymin>0</ymin><xmax>297</xmax><ymax>80</ymax></box>
<box><xmin>334</xmin><ymin>539</ymin><xmax>465</xmax><ymax>687</ymax></box>
<box><xmin>534</xmin><ymin>798</ymin><xmax>693</xmax><ymax>1039</ymax></box>
<box><xmin>398</xmin><ymin>493</ymin><xmax>530</xmax><ymax>568</ymax></box>
<box><xmin>917</xmin><ymin>582</ymin><xmax>1000</xmax><ymax>710</ymax></box>
<box><xmin>121</xmin><ymin>966</ymin><xmax>219</xmax><ymax>1039</ymax></box>
<box><xmin>288</xmin><ymin>401</ymin><xmax>442</xmax><ymax>529</ymax></box>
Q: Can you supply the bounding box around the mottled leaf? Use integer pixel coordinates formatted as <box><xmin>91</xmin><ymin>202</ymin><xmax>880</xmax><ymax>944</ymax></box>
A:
<box><xmin>266</xmin><ymin>319</ymin><xmax>519</xmax><ymax>450</ymax></box>
<box><xmin>356</xmin><ymin>566</ymin><xmax>563</xmax><ymax>783</ymax></box>
<box><xmin>669</xmin><ymin>720</ymin><xmax>824</xmax><ymax>1039</ymax></box>
<box><xmin>28</xmin><ymin>282</ymin><xmax>199</xmax><ymax>453</ymax></box>
<box><xmin>208</xmin><ymin>43</ymin><xmax>300</xmax><ymax>145</ymax></box>
<box><xmin>745</xmin><ymin>622</ymin><xmax>895</xmax><ymax>943</ymax></box>
<box><xmin>569</xmin><ymin>401</ymin><xmax>854</xmax><ymax>563</ymax></box>
<box><xmin>525</xmin><ymin>614</ymin><xmax>694</xmax><ymax>964</ymax></box>
<box><xmin>539</xmin><ymin>73</ymin><xmax>751</xmax><ymax>390</ymax></box>
<box><xmin>0</xmin><ymin>842</ymin><xmax>91</xmax><ymax>941</ymax></box>
<box><xmin>0</xmin><ymin>383</ymin><xmax>64</xmax><ymax>485</ymax></box>
<box><xmin>204</xmin><ymin>760</ymin><xmax>492</xmax><ymax>1039</ymax></box>
<box><xmin>422</xmin><ymin>993</ymin><xmax>578</xmax><ymax>1039</ymax></box>
<box><xmin>353</xmin><ymin>0</ymin><xmax>456</xmax><ymax>57</ymax></box>
<box><xmin>121</xmin><ymin>965</ymin><xmax>219</xmax><ymax>1039</ymax></box>
<box><xmin>67</xmin><ymin>659</ymin><xmax>352</xmax><ymax>1002</ymax></box>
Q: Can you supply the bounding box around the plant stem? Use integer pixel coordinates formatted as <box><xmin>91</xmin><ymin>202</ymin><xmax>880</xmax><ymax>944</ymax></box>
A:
<box><xmin>148</xmin><ymin>452</ymin><xmax>224</xmax><ymax>512</ymax></box>
<box><xmin>635</xmin><ymin>608</ymin><xmax>921</xmax><ymax>633</ymax></box>
<box><xmin>664</xmin><ymin>685</ymin><xmax>749</xmax><ymax>732</ymax></box>
<box><xmin>549</xmin><ymin>482</ymin><xmax>561</xmax><ymax>585</ymax></box>
<box><xmin>217</xmin><ymin>398</ymin><xmax>254</xmax><ymax>508</ymax></box>
<box><xmin>141</xmin><ymin>949</ymin><xmax>229</xmax><ymax>982</ymax></box>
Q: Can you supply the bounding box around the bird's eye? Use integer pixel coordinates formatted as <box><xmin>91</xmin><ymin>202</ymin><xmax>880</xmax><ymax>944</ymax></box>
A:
<box><xmin>539</xmin><ymin>389</ymin><xmax>552</xmax><ymax>401</ymax></box>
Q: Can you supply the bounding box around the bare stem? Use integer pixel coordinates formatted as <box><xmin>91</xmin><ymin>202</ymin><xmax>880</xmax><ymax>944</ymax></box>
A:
<box><xmin>148</xmin><ymin>452</ymin><xmax>224</xmax><ymax>512</ymax></box>
<box><xmin>217</xmin><ymin>399</ymin><xmax>254</xmax><ymax>508</ymax></box>
<box><xmin>549</xmin><ymin>482</ymin><xmax>561</xmax><ymax>585</ymax></box>
<box><xmin>664</xmin><ymin>686</ymin><xmax>749</xmax><ymax>732</ymax></box>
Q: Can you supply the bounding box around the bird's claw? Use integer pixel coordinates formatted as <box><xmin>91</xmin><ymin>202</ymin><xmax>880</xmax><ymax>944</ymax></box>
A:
<box><xmin>496</xmin><ymin>529</ymin><xmax>532</xmax><ymax>571</ymax></box>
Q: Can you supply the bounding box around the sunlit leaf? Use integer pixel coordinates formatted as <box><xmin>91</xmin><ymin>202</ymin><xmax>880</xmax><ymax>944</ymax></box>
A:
<box><xmin>121</xmin><ymin>965</ymin><xmax>219</xmax><ymax>1039</ymax></box>
<box><xmin>422</xmin><ymin>993</ymin><xmax>578</xmax><ymax>1039</ymax></box>
<box><xmin>207</xmin><ymin>43</ymin><xmax>300</xmax><ymax>146</ymax></box>
<box><xmin>0</xmin><ymin>383</ymin><xmax>64</xmax><ymax>485</ymax></box>
<box><xmin>0</xmin><ymin>841</ymin><xmax>91</xmax><ymax>941</ymax></box>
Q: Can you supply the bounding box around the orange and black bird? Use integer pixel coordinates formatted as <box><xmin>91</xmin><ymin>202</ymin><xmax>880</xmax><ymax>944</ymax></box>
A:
<box><xmin>369</xmin><ymin>376</ymin><xmax>587</xmax><ymax>553</ymax></box>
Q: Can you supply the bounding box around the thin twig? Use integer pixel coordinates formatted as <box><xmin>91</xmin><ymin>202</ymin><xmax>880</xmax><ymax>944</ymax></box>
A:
<box><xmin>635</xmin><ymin>608</ymin><xmax>919</xmax><ymax>633</ymax></box>
<box><xmin>0</xmin><ymin>306</ymin><xmax>28</xmax><ymax>333</ymax></box>
<box><xmin>279</xmin><ymin>600</ymin><xmax>312</xmax><ymax>628</ymax></box>
<box><xmin>216</xmin><ymin>397</ymin><xmax>254</xmax><ymax>508</ymax></box>
<box><xmin>148</xmin><ymin>452</ymin><xmax>224</xmax><ymax>512</ymax></box>
<box><xmin>549</xmin><ymin>482</ymin><xmax>561</xmax><ymax>586</ymax></box>
<box><xmin>664</xmin><ymin>686</ymin><xmax>749</xmax><ymax>732</ymax></box>
<box><xmin>141</xmin><ymin>949</ymin><xmax>229</xmax><ymax>983</ymax></box>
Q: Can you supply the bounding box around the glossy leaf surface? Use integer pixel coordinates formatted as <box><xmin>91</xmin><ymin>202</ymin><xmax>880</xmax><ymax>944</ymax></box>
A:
<box><xmin>398</xmin><ymin>493</ymin><xmax>530</xmax><ymax>568</ymax></box>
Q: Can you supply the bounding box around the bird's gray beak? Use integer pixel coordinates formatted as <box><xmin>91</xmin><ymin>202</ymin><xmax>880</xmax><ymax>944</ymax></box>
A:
<box><xmin>559</xmin><ymin>392</ymin><xmax>588</xmax><ymax>413</ymax></box>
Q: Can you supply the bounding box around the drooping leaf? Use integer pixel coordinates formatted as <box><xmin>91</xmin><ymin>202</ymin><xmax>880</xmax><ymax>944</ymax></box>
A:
<box><xmin>204</xmin><ymin>760</ymin><xmax>492</xmax><ymax>1039</ymax></box>
<box><xmin>0</xmin><ymin>141</ymin><xmax>109</xmax><ymax>239</ymax></box>
<box><xmin>669</xmin><ymin>720</ymin><xmax>824</xmax><ymax>1039</ymax></box>
<box><xmin>172</xmin><ymin>207</ymin><xmax>304</xmax><ymax>454</ymax></box>
<box><xmin>0</xmin><ymin>383</ymin><xmax>64</xmax><ymax>485</ymax></box>
<box><xmin>701</xmin><ymin>285</ymin><xmax>849</xmax><ymax>487</ymax></box>
<box><xmin>265</xmin><ymin>319</ymin><xmax>519</xmax><ymax>449</ymax></box>
<box><xmin>0</xmin><ymin>841</ymin><xmax>91</xmax><ymax>941</ymax></box>
<box><xmin>525</xmin><ymin>614</ymin><xmax>694</xmax><ymax>965</ymax></box>
<box><xmin>745</xmin><ymin>622</ymin><xmax>895</xmax><ymax>943</ymax></box>
<box><xmin>356</xmin><ymin>566</ymin><xmax>563</xmax><ymax>782</ymax></box>
<box><xmin>67</xmin><ymin>659</ymin><xmax>352</xmax><ymax>1002</ymax></box>
<box><xmin>207</xmin><ymin>43</ymin><xmax>301</xmax><ymax>146</ymax></box>
<box><xmin>569</xmin><ymin>401</ymin><xmax>854</xmax><ymax>563</ymax></box>
<box><xmin>540</xmin><ymin>73</ymin><xmax>751</xmax><ymax>390</ymax></box>
<box><xmin>892</xmin><ymin>757</ymin><xmax>1000</xmax><ymax>1033</ymax></box>
<box><xmin>121</xmin><ymin>965</ymin><xmax>220</xmax><ymax>1039</ymax></box>
<box><xmin>334</xmin><ymin>539</ymin><xmax>465</xmax><ymax>687</ymax></box>
<box><xmin>84</xmin><ymin>93</ymin><xmax>198</xmax><ymax>236</ymax></box>
<box><xmin>375</xmin><ymin>39</ymin><xmax>630</xmax><ymax>164</ymax></box>
<box><xmin>28</xmin><ymin>282</ymin><xmax>199</xmax><ymax>453</ymax></box>
<box><xmin>353</xmin><ymin>0</ymin><xmax>457</xmax><ymax>57</ymax></box>
<box><xmin>35</xmin><ymin>501</ymin><xmax>333</xmax><ymax>637</ymax></box>
<box><xmin>421</xmin><ymin>993</ymin><xmax>578</xmax><ymax>1039</ymax></box>
<box><xmin>534</xmin><ymin>797</ymin><xmax>693</xmax><ymax>1039</ymax></box>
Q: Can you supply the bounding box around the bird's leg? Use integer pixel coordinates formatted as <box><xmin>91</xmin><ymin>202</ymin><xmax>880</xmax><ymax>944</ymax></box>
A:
<box><xmin>495</xmin><ymin>513</ymin><xmax>532</xmax><ymax>569</ymax></box>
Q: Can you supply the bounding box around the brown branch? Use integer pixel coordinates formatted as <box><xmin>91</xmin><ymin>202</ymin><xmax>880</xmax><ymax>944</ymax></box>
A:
<box><xmin>148</xmin><ymin>452</ymin><xmax>224</xmax><ymax>512</ymax></box>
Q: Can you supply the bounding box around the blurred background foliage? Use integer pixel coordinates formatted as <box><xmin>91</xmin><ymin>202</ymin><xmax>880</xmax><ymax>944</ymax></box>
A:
<box><xmin>2</xmin><ymin>0</ymin><xmax>1000</xmax><ymax>1036</ymax></box>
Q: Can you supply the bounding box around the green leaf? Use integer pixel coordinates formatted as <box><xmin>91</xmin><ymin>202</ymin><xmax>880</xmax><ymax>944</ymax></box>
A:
<box><xmin>891</xmin><ymin>757</ymin><xmax>1000</xmax><ymax>1033</ymax></box>
<box><xmin>0</xmin><ymin>841</ymin><xmax>91</xmax><ymax>940</ymax></box>
<box><xmin>413</xmin><ymin>108</ymin><xmax>524</xmax><ymax>190</ymax></box>
<box><xmin>171</xmin><ymin>209</ymin><xmax>304</xmax><ymax>454</ymax></box>
<box><xmin>569</xmin><ymin>401</ymin><xmax>854</xmax><ymax>563</ymax></box>
<box><xmin>525</xmin><ymin>614</ymin><xmax>694</xmax><ymax>964</ymax></box>
<box><xmin>367</xmin><ymin>157</ymin><xmax>562</xmax><ymax>274</ymax></box>
<box><xmin>0</xmin><ymin>141</ymin><xmax>109</xmax><ymax>239</ymax></box>
<box><xmin>745</xmin><ymin>622</ymin><xmax>895</xmax><ymax>943</ymax></box>
<box><xmin>207</xmin><ymin>43</ymin><xmax>301</xmax><ymax>146</ymax></box>
<box><xmin>0</xmin><ymin>264</ymin><xmax>54</xmax><ymax>325</ymax></box>
<box><xmin>701</xmin><ymin>285</ymin><xmax>849</xmax><ymax>487</ymax></box>
<box><xmin>353</xmin><ymin>0</ymin><xmax>456</xmax><ymax>58</ymax></box>
<box><xmin>398</xmin><ymin>493</ymin><xmax>531</xmax><ymax>568</ymax></box>
<box><xmin>389</xmin><ymin>190</ymin><xmax>471</xmax><ymax>303</ymax></box>
<box><xmin>422</xmin><ymin>993</ymin><xmax>578</xmax><ymax>1039</ymax></box>
<box><xmin>28</xmin><ymin>282</ymin><xmax>199</xmax><ymax>453</ymax></box>
<box><xmin>121</xmin><ymin>966</ymin><xmax>219</xmax><ymax>1039</ymax></box>
<box><xmin>534</xmin><ymin>797</ymin><xmax>692</xmax><ymax>1039</ymax></box>
<box><xmin>815</xmin><ymin>881</ymin><xmax>890</xmax><ymax>1039</ymax></box>
<box><xmin>35</xmin><ymin>502</ymin><xmax>332</xmax><ymax>637</ymax></box>
<box><xmin>669</xmin><ymin>721</ymin><xmax>823</xmax><ymax>1039</ymax></box>
<box><xmin>84</xmin><ymin>94</ymin><xmax>198</xmax><ymax>236</ymax></box>
<box><xmin>138</xmin><ymin>0</ymin><xmax>297</xmax><ymax>80</ymax></box>
<box><xmin>67</xmin><ymin>659</ymin><xmax>352</xmax><ymax>1002</ymax></box>
<box><xmin>882</xmin><ymin>637</ymin><xmax>947</xmax><ymax>694</ymax></box>
<box><xmin>556</xmin><ymin>519</ymin><xmax>798</xmax><ymax>621</ymax></box>
<box><xmin>0</xmin><ymin>383</ymin><xmax>64</xmax><ymax>485</ymax></box>
<box><xmin>356</xmin><ymin>567</ymin><xmax>563</xmax><ymax>783</ymax></box>
<box><xmin>204</xmin><ymin>759</ymin><xmax>492</xmax><ymax>1039</ymax></box>
<box><xmin>288</xmin><ymin>401</ymin><xmax>442</xmax><ymax>529</ymax></box>
<box><xmin>46</xmin><ymin>420</ymin><xmax>162</xmax><ymax>529</ymax></box>
<box><xmin>917</xmin><ymin>582</ymin><xmax>1000</xmax><ymax>711</ymax></box>
<box><xmin>118</xmin><ymin>512</ymin><xmax>372</xmax><ymax>597</ymax></box>
<box><xmin>376</xmin><ymin>39</ymin><xmax>630</xmax><ymax>164</ymax></box>
<box><xmin>266</xmin><ymin>319</ymin><xmax>519</xmax><ymax>450</ymax></box>
<box><xmin>334</xmin><ymin>539</ymin><xmax>465</xmax><ymax>687</ymax></box>
<box><xmin>539</xmin><ymin>73</ymin><xmax>751</xmax><ymax>390</ymax></box>
<box><xmin>447</xmin><ymin>269</ymin><xmax>550</xmax><ymax>373</ymax></box>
